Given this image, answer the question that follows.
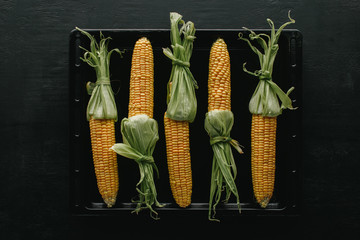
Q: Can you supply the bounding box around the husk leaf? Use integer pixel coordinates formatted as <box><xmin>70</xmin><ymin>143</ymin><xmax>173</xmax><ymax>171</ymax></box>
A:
<box><xmin>76</xmin><ymin>27</ymin><xmax>124</xmax><ymax>121</ymax></box>
<box><xmin>163</xmin><ymin>12</ymin><xmax>198</xmax><ymax>122</ymax></box>
<box><xmin>111</xmin><ymin>115</ymin><xmax>163</xmax><ymax>219</ymax></box>
<box><xmin>238</xmin><ymin>11</ymin><xmax>296</xmax><ymax>117</ymax></box>
<box><xmin>204</xmin><ymin>110</ymin><xmax>242</xmax><ymax>221</ymax></box>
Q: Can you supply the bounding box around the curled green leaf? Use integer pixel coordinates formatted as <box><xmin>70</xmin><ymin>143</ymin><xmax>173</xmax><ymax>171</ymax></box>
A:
<box><xmin>76</xmin><ymin>27</ymin><xmax>124</xmax><ymax>120</ymax></box>
<box><xmin>238</xmin><ymin>11</ymin><xmax>296</xmax><ymax>116</ymax></box>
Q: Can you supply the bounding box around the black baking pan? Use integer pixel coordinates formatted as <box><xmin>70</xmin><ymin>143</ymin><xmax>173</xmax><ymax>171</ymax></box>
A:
<box><xmin>69</xmin><ymin>29</ymin><xmax>302</xmax><ymax>218</ymax></box>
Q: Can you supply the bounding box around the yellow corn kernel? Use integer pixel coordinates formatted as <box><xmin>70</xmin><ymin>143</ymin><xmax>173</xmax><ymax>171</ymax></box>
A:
<box><xmin>128</xmin><ymin>37</ymin><xmax>154</xmax><ymax>118</ymax></box>
<box><xmin>208</xmin><ymin>38</ymin><xmax>231</xmax><ymax>112</ymax></box>
<box><xmin>164</xmin><ymin>113</ymin><xmax>192</xmax><ymax>207</ymax></box>
<box><xmin>89</xmin><ymin>117</ymin><xmax>119</xmax><ymax>207</ymax></box>
<box><xmin>251</xmin><ymin>114</ymin><xmax>277</xmax><ymax>208</ymax></box>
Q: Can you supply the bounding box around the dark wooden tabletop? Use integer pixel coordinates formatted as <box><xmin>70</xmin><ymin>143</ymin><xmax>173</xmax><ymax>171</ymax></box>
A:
<box><xmin>0</xmin><ymin>0</ymin><xmax>359</xmax><ymax>239</ymax></box>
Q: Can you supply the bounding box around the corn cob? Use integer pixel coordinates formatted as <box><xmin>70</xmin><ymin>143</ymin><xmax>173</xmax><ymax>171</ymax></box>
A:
<box><xmin>128</xmin><ymin>37</ymin><xmax>154</xmax><ymax>118</ymax></box>
<box><xmin>76</xmin><ymin>28</ymin><xmax>123</xmax><ymax>207</ymax></box>
<box><xmin>205</xmin><ymin>38</ymin><xmax>242</xmax><ymax>221</ymax></box>
<box><xmin>251</xmin><ymin>114</ymin><xmax>277</xmax><ymax>207</ymax></box>
<box><xmin>163</xmin><ymin>12</ymin><xmax>197</xmax><ymax>208</ymax></box>
<box><xmin>164</xmin><ymin>114</ymin><xmax>192</xmax><ymax>207</ymax></box>
<box><xmin>208</xmin><ymin>38</ymin><xmax>231</xmax><ymax>112</ymax></box>
<box><xmin>89</xmin><ymin>117</ymin><xmax>118</xmax><ymax>207</ymax></box>
<box><xmin>239</xmin><ymin>11</ymin><xmax>296</xmax><ymax>208</ymax></box>
<box><xmin>112</xmin><ymin>37</ymin><xmax>163</xmax><ymax>218</ymax></box>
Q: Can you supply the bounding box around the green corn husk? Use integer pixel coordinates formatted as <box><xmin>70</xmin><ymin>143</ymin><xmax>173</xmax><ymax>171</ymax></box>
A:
<box><xmin>238</xmin><ymin>11</ymin><xmax>296</xmax><ymax>117</ymax></box>
<box><xmin>163</xmin><ymin>12</ymin><xmax>198</xmax><ymax>122</ymax></box>
<box><xmin>76</xmin><ymin>27</ymin><xmax>123</xmax><ymax>121</ymax></box>
<box><xmin>204</xmin><ymin>110</ymin><xmax>243</xmax><ymax>221</ymax></box>
<box><xmin>111</xmin><ymin>114</ymin><xmax>164</xmax><ymax>219</ymax></box>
